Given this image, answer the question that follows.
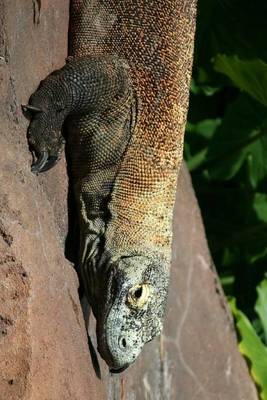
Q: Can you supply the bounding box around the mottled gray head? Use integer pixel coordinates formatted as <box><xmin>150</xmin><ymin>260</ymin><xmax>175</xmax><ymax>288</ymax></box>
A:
<box><xmin>95</xmin><ymin>254</ymin><xmax>169</xmax><ymax>372</ymax></box>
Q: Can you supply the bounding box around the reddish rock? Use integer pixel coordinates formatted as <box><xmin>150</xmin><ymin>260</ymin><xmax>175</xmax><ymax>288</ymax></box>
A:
<box><xmin>0</xmin><ymin>2</ymin><xmax>104</xmax><ymax>399</ymax></box>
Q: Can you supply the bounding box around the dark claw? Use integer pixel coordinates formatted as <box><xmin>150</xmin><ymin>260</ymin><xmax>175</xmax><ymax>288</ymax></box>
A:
<box><xmin>31</xmin><ymin>151</ymin><xmax>49</xmax><ymax>174</ymax></box>
<box><xmin>22</xmin><ymin>104</ymin><xmax>43</xmax><ymax>113</ymax></box>
<box><xmin>22</xmin><ymin>104</ymin><xmax>43</xmax><ymax>121</ymax></box>
<box><xmin>38</xmin><ymin>155</ymin><xmax>59</xmax><ymax>173</ymax></box>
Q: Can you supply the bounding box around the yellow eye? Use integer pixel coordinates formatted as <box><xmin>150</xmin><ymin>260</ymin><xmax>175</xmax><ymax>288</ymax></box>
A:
<box><xmin>127</xmin><ymin>284</ymin><xmax>151</xmax><ymax>309</ymax></box>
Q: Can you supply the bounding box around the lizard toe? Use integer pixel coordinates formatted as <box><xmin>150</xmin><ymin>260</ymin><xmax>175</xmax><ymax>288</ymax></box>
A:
<box><xmin>37</xmin><ymin>154</ymin><xmax>59</xmax><ymax>173</ymax></box>
<box><xmin>31</xmin><ymin>151</ymin><xmax>49</xmax><ymax>174</ymax></box>
<box><xmin>31</xmin><ymin>152</ymin><xmax>60</xmax><ymax>174</ymax></box>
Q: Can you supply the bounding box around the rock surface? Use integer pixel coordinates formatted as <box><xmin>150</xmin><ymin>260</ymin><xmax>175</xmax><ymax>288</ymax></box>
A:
<box><xmin>0</xmin><ymin>1</ymin><xmax>258</xmax><ymax>399</ymax></box>
<box><xmin>0</xmin><ymin>2</ymin><xmax>105</xmax><ymax>399</ymax></box>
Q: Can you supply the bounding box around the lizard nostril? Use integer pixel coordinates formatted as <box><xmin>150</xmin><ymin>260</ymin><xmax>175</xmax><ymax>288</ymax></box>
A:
<box><xmin>119</xmin><ymin>337</ymin><xmax>127</xmax><ymax>349</ymax></box>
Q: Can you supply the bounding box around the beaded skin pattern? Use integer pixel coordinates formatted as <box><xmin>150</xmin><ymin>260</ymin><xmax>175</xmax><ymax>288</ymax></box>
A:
<box><xmin>70</xmin><ymin>0</ymin><xmax>196</xmax><ymax>261</ymax></box>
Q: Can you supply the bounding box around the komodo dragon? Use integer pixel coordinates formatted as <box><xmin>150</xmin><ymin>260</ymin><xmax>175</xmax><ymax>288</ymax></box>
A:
<box><xmin>23</xmin><ymin>0</ymin><xmax>196</xmax><ymax>372</ymax></box>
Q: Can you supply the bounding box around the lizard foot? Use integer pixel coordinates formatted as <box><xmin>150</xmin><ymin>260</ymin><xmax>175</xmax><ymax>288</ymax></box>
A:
<box><xmin>23</xmin><ymin>55</ymin><xmax>133</xmax><ymax>175</ymax></box>
<box><xmin>22</xmin><ymin>102</ymin><xmax>66</xmax><ymax>174</ymax></box>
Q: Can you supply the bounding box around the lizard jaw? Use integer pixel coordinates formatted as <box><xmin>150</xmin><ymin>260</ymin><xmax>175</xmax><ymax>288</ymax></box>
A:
<box><xmin>109</xmin><ymin>364</ymin><xmax>130</xmax><ymax>374</ymax></box>
<box><xmin>97</xmin><ymin>309</ymin><xmax>144</xmax><ymax>372</ymax></box>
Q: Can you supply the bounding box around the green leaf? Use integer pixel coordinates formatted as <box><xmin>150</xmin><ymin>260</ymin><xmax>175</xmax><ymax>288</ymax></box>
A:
<box><xmin>214</xmin><ymin>55</ymin><xmax>267</xmax><ymax>107</ymax></box>
<box><xmin>185</xmin><ymin>119</ymin><xmax>221</xmax><ymax>171</ymax></box>
<box><xmin>230</xmin><ymin>298</ymin><xmax>267</xmax><ymax>399</ymax></box>
<box><xmin>186</xmin><ymin>119</ymin><xmax>221</xmax><ymax>139</ymax></box>
<box><xmin>246</xmin><ymin>134</ymin><xmax>267</xmax><ymax>188</ymax></box>
<box><xmin>195</xmin><ymin>0</ymin><xmax>267</xmax><ymax>74</ymax></box>
<box><xmin>186</xmin><ymin>148</ymin><xmax>208</xmax><ymax>172</ymax></box>
<box><xmin>205</xmin><ymin>94</ymin><xmax>267</xmax><ymax>181</ymax></box>
<box><xmin>191</xmin><ymin>69</ymin><xmax>222</xmax><ymax>96</ymax></box>
<box><xmin>188</xmin><ymin>84</ymin><xmax>227</xmax><ymax>124</ymax></box>
<box><xmin>253</xmin><ymin>194</ymin><xmax>267</xmax><ymax>224</ymax></box>
<box><xmin>255</xmin><ymin>279</ymin><xmax>267</xmax><ymax>344</ymax></box>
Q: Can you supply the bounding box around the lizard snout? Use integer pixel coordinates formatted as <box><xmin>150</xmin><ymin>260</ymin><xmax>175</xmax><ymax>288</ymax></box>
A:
<box><xmin>97</xmin><ymin>305</ymin><xmax>144</xmax><ymax>371</ymax></box>
<box><xmin>98</xmin><ymin>327</ymin><xmax>143</xmax><ymax>371</ymax></box>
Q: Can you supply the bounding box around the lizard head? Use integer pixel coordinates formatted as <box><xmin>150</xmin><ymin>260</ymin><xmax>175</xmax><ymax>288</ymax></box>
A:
<box><xmin>95</xmin><ymin>254</ymin><xmax>169</xmax><ymax>372</ymax></box>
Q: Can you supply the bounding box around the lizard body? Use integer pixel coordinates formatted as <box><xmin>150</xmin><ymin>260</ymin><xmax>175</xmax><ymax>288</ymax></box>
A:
<box><xmin>24</xmin><ymin>0</ymin><xmax>196</xmax><ymax>371</ymax></box>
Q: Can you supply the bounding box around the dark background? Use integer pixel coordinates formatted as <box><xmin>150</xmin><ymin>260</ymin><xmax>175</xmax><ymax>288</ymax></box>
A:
<box><xmin>185</xmin><ymin>0</ymin><xmax>267</xmax><ymax>393</ymax></box>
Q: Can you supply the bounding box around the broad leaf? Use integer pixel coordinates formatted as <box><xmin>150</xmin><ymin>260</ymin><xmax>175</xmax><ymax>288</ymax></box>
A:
<box><xmin>195</xmin><ymin>0</ymin><xmax>267</xmax><ymax>73</ymax></box>
<box><xmin>230</xmin><ymin>299</ymin><xmax>267</xmax><ymax>399</ymax></box>
<box><xmin>205</xmin><ymin>94</ymin><xmax>267</xmax><ymax>181</ymax></box>
<box><xmin>214</xmin><ymin>55</ymin><xmax>267</xmax><ymax>107</ymax></box>
<box><xmin>253</xmin><ymin>194</ymin><xmax>267</xmax><ymax>224</ymax></box>
<box><xmin>255</xmin><ymin>279</ymin><xmax>267</xmax><ymax>344</ymax></box>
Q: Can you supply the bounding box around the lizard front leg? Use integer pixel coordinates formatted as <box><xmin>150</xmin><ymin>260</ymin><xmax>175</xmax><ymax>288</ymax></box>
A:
<box><xmin>24</xmin><ymin>55</ymin><xmax>134</xmax><ymax>174</ymax></box>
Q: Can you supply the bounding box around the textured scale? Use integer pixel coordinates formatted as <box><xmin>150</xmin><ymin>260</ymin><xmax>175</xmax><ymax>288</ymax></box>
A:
<box><xmin>25</xmin><ymin>0</ymin><xmax>196</xmax><ymax>372</ymax></box>
<box><xmin>70</xmin><ymin>0</ymin><xmax>195</xmax><ymax>260</ymax></box>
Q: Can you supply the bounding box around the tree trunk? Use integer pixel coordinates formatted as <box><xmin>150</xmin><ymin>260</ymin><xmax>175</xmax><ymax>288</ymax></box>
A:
<box><xmin>0</xmin><ymin>1</ymin><xmax>257</xmax><ymax>399</ymax></box>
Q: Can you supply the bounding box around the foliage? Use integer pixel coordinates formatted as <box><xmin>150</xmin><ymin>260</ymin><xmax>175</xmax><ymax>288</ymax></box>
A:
<box><xmin>185</xmin><ymin>0</ymin><xmax>267</xmax><ymax>393</ymax></box>
<box><xmin>230</xmin><ymin>298</ymin><xmax>267</xmax><ymax>399</ymax></box>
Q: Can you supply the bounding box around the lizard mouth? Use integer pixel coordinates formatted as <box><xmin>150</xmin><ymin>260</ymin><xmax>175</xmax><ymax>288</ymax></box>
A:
<box><xmin>97</xmin><ymin>323</ymin><xmax>132</xmax><ymax>371</ymax></box>
<box><xmin>109</xmin><ymin>364</ymin><xmax>130</xmax><ymax>374</ymax></box>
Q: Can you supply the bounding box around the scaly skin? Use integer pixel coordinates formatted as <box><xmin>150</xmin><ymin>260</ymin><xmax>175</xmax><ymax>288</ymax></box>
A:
<box><xmin>24</xmin><ymin>0</ymin><xmax>196</xmax><ymax>372</ymax></box>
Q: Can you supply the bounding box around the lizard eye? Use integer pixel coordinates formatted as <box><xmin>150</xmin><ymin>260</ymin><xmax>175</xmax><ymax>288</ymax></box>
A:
<box><xmin>127</xmin><ymin>284</ymin><xmax>151</xmax><ymax>309</ymax></box>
